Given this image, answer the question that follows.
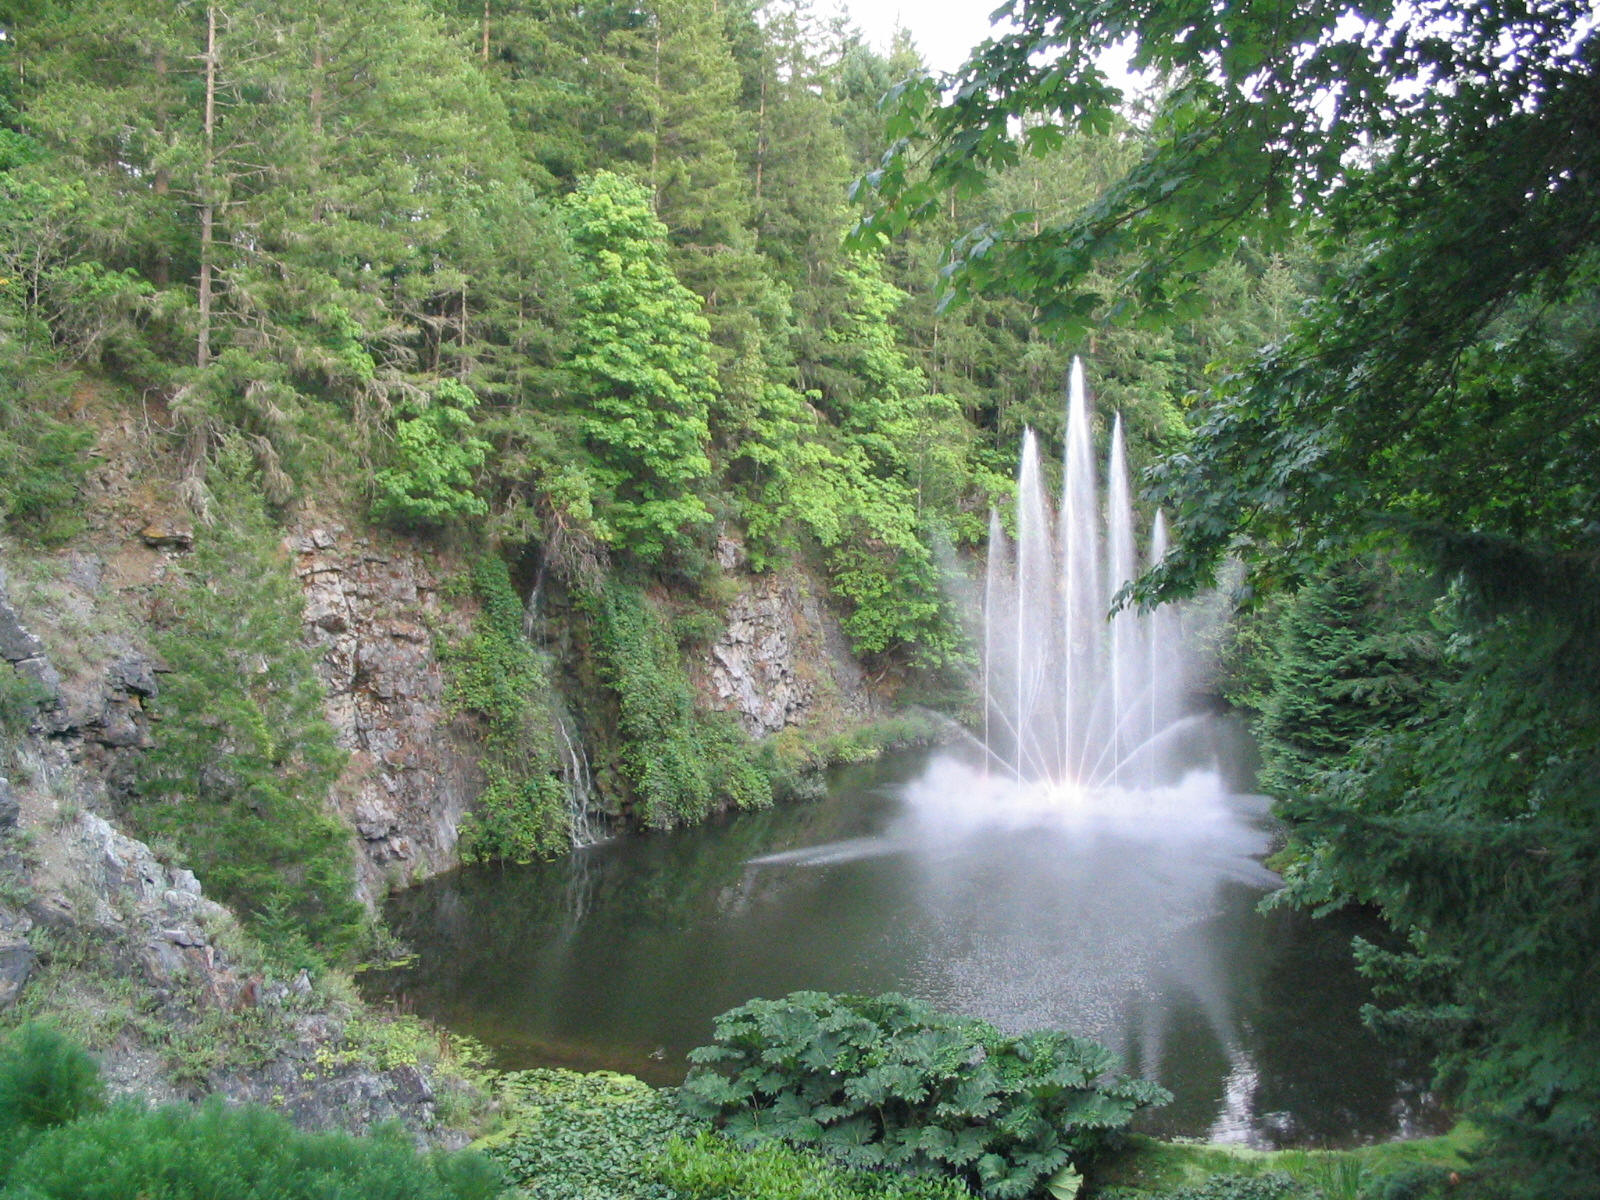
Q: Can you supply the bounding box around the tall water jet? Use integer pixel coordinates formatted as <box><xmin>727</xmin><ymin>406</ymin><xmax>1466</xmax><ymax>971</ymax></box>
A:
<box><xmin>983</xmin><ymin>360</ymin><xmax>1190</xmax><ymax>788</ymax></box>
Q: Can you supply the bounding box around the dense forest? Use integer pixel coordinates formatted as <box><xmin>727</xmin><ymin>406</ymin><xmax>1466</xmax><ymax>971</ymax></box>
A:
<box><xmin>0</xmin><ymin>0</ymin><xmax>1297</xmax><ymax>864</ymax></box>
<box><xmin>2</xmin><ymin>0</ymin><xmax>1598</xmax><ymax>1198</ymax></box>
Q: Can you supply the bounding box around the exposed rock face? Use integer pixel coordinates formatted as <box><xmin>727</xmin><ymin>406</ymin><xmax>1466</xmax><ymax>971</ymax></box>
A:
<box><xmin>2</xmin><ymin>803</ymin><xmax>470</xmax><ymax>1142</ymax></box>
<box><xmin>705</xmin><ymin>564</ymin><xmax>871</xmax><ymax>737</ymax></box>
<box><xmin>33</xmin><ymin>811</ymin><xmax>247</xmax><ymax>1008</ymax></box>
<box><xmin>0</xmin><ymin>560</ymin><xmax>159</xmax><ymax>757</ymax></box>
<box><xmin>0</xmin><ymin>563</ymin><xmax>62</xmax><ymax>699</ymax></box>
<box><xmin>290</xmin><ymin>527</ymin><xmax>479</xmax><ymax>897</ymax></box>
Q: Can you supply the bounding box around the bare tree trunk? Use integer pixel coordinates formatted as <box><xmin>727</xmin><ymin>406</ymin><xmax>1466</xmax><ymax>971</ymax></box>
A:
<box><xmin>310</xmin><ymin>24</ymin><xmax>325</xmax><ymax>221</ymax></box>
<box><xmin>649</xmin><ymin>21</ymin><xmax>662</xmax><ymax>211</ymax></box>
<box><xmin>196</xmin><ymin>5</ymin><xmax>218</xmax><ymax>369</ymax></box>
<box><xmin>481</xmin><ymin>0</ymin><xmax>491</xmax><ymax>63</ymax></box>
<box><xmin>753</xmin><ymin>72</ymin><xmax>766</xmax><ymax>221</ymax></box>
<box><xmin>153</xmin><ymin>50</ymin><xmax>171</xmax><ymax>287</ymax></box>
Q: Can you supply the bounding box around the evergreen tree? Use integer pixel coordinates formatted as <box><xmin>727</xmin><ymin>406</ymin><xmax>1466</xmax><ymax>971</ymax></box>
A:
<box><xmin>134</xmin><ymin>442</ymin><xmax>362</xmax><ymax>961</ymax></box>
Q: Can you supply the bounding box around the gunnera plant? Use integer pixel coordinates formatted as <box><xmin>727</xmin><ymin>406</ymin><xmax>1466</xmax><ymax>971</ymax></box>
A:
<box><xmin>679</xmin><ymin>991</ymin><xmax>1170</xmax><ymax>1200</ymax></box>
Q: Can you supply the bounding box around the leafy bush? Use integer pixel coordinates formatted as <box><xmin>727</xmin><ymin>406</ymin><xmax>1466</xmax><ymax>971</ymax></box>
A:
<box><xmin>0</xmin><ymin>405</ymin><xmax>91</xmax><ymax>546</ymax></box>
<box><xmin>1</xmin><ymin>1098</ymin><xmax>502</xmax><ymax>1199</ymax></box>
<box><xmin>1160</xmin><ymin>1173</ymin><xmax>1301</xmax><ymax>1200</ymax></box>
<box><xmin>371</xmin><ymin>379</ymin><xmax>490</xmax><ymax>529</ymax></box>
<box><xmin>0</xmin><ymin>663</ymin><xmax>50</xmax><ymax>754</ymax></box>
<box><xmin>0</xmin><ymin>1024</ymin><xmax>104</xmax><ymax>1173</ymax></box>
<box><xmin>680</xmin><ymin>992</ymin><xmax>1170</xmax><ymax>1200</ymax></box>
<box><xmin>658</xmin><ymin>1130</ymin><xmax>972</xmax><ymax>1200</ymax></box>
<box><xmin>1364</xmin><ymin>1165</ymin><xmax>1454</xmax><ymax>1200</ymax></box>
<box><xmin>477</xmin><ymin>1069</ymin><xmax>698</xmax><ymax>1200</ymax></box>
<box><xmin>445</xmin><ymin>555</ymin><xmax>571</xmax><ymax>861</ymax></box>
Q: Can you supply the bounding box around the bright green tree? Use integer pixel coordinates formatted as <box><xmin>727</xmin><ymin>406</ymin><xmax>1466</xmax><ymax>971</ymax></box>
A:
<box><xmin>371</xmin><ymin>380</ymin><xmax>491</xmax><ymax>529</ymax></box>
<box><xmin>563</xmin><ymin>171</ymin><xmax>718</xmax><ymax>562</ymax></box>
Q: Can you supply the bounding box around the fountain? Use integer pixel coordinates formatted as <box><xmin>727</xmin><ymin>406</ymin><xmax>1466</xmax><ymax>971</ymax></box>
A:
<box><xmin>981</xmin><ymin>358</ymin><xmax>1189</xmax><ymax>789</ymax></box>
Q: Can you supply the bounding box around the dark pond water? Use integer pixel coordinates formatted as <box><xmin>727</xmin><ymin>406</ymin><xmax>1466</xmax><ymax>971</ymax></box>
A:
<box><xmin>367</xmin><ymin>733</ymin><xmax>1444</xmax><ymax>1146</ymax></box>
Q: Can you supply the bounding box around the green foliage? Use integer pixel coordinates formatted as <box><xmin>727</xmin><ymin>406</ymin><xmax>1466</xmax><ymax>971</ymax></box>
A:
<box><xmin>582</xmin><ymin>582</ymin><xmax>772</xmax><ymax>828</ymax></box>
<box><xmin>859</xmin><ymin>2</ymin><xmax>1600</xmax><ymax>1191</ymax></box>
<box><xmin>371</xmin><ymin>380</ymin><xmax>490</xmax><ymax>530</ymax></box>
<box><xmin>1253</xmin><ymin>561</ymin><xmax>1442</xmax><ymax>802</ymax></box>
<box><xmin>0</xmin><ymin>151</ymin><xmax>99</xmax><ymax>546</ymax></box>
<box><xmin>444</xmin><ymin>555</ymin><xmax>571</xmax><ymax>861</ymax></box>
<box><xmin>658</xmin><ymin>1130</ymin><xmax>971</xmax><ymax>1200</ymax></box>
<box><xmin>1125</xmin><ymin>1174</ymin><xmax>1300</xmax><ymax>1200</ymax></box>
<box><xmin>477</xmin><ymin>1068</ymin><xmax>698</xmax><ymax>1200</ymax></box>
<box><xmin>1269</xmin><ymin>609</ymin><xmax>1600</xmax><ymax>1198</ymax></box>
<box><xmin>1092</xmin><ymin>1128</ymin><xmax>1479</xmax><ymax>1200</ymax></box>
<box><xmin>743</xmin><ymin>258</ymin><xmax>974</xmax><ymax>667</ymax></box>
<box><xmin>1</xmin><ymin>1097</ymin><xmax>502</xmax><ymax>1200</ymax></box>
<box><xmin>133</xmin><ymin>442</ymin><xmax>363</xmax><ymax>962</ymax></box>
<box><xmin>0</xmin><ymin>376</ymin><xmax>92</xmax><ymax>546</ymax></box>
<box><xmin>0</xmin><ymin>1024</ymin><xmax>104</xmax><ymax>1172</ymax></box>
<box><xmin>0</xmin><ymin>664</ymin><xmax>49</xmax><ymax>757</ymax></box>
<box><xmin>563</xmin><ymin>171</ymin><xmax>718</xmax><ymax>562</ymax></box>
<box><xmin>680</xmin><ymin>991</ymin><xmax>1169</xmax><ymax>1199</ymax></box>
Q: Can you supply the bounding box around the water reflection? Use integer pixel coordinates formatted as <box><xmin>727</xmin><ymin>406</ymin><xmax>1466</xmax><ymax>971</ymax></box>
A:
<box><xmin>368</xmin><ymin>743</ymin><xmax>1441</xmax><ymax>1145</ymax></box>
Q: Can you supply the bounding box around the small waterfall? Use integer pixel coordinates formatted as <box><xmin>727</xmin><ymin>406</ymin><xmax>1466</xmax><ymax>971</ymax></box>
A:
<box><xmin>982</xmin><ymin>358</ymin><xmax>1191</xmax><ymax>789</ymax></box>
<box><xmin>524</xmin><ymin>576</ymin><xmax>606</xmax><ymax>848</ymax></box>
<box><xmin>554</xmin><ymin>707</ymin><xmax>603</xmax><ymax>848</ymax></box>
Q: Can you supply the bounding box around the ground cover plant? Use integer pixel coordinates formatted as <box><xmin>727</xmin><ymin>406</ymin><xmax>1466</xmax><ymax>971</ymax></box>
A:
<box><xmin>475</xmin><ymin>1068</ymin><xmax>700</xmax><ymax>1200</ymax></box>
<box><xmin>679</xmin><ymin>991</ymin><xmax>1169</xmax><ymax>1199</ymax></box>
<box><xmin>1089</xmin><ymin>1129</ymin><xmax>1478</xmax><ymax>1200</ymax></box>
<box><xmin>659</xmin><ymin>1129</ymin><xmax>973</xmax><ymax>1200</ymax></box>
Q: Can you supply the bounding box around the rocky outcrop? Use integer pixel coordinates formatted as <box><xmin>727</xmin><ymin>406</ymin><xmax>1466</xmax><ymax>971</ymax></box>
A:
<box><xmin>1</xmin><ymin>798</ymin><xmax>472</xmax><ymax>1142</ymax></box>
<box><xmin>0</xmin><ymin>563</ymin><xmax>62</xmax><ymax>700</ymax></box>
<box><xmin>704</xmin><ymin>543</ymin><xmax>871</xmax><ymax>737</ymax></box>
<box><xmin>26</xmin><ymin>811</ymin><xmax>246</xmax><ymax>1007</ymax></box>
<box><xmin>0</xmin><ymin>560</ymin><xmax>160</xmax><ymax>763</ymax></box>
<box><xmin>290</xmin><ymin>527</ymin><xmax>479</xmax><ymax>897</ymax></box>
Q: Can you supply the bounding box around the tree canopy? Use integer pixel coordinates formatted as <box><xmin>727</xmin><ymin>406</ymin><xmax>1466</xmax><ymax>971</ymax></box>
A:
<box><xmin>860</xmin><ymin>2</ymin><xmax>1600</xmax><ymax>1193</ymax></box>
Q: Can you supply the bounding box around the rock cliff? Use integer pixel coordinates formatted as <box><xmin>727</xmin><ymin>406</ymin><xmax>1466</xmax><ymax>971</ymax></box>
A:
<box><xmin>289</xmin><ymin>526</ymin><xmax>480</xmax><ymax>899</ymax></box>
<box><xmin>700</xmin><ymin>538</ymin><xmax>873</xmax><ymax>738</ymax></box>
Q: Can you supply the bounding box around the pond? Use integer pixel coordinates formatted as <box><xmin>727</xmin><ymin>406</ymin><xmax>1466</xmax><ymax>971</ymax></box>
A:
<box><xmin>367</xmin><ymin>732</ymin><xmax>1444</xmax><ymax>1146</ymax></box>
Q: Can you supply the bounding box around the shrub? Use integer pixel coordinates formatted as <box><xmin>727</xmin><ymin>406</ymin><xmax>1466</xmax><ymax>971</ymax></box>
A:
<box><xmin>444</xmin><ymin>555</ymin><xmax>571</xmax><ymax>862</ymax></box>
<box><xmin>1</xmin><ymin>1097</ymin><xmax>502</xmax><ymax>1199</ymax></box>
<box><xmin>371</xmin><ymin>379</ymin><xmax>490</xmax><ymax>530</ymax></box>
<box><xmin>680</xmin><ymin>991</ymin><xmax>1170</xmax><ymax>1200</ymax></box>
<box><xmin>581</xmin><ymin>582</ymin><xmax>772</xmax><ymax>829</ymax></box>
<box><xmin>1163</xmin><ymin>1173</ymin><xmax>1302</xmax><ymax>1200</ymax></box>
<box><xmin>0</xmin><ymin>1024</ymin><xmax>104</xmax><ymax>1174</ymax></box>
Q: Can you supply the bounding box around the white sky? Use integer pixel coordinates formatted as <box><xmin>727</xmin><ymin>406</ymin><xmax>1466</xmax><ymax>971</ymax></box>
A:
<box><xmin>838</xmin><ymin>0</ymin><xmax>1005</xmax><ymax>76</ymax></box>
